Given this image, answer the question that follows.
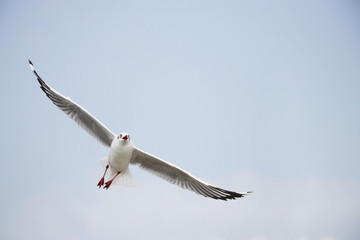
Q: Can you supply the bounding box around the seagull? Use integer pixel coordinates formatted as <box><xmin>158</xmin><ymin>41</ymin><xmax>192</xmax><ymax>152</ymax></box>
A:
<box><xmin>29</xmin><ymin>60</ymin><xmax>251</xmax><ymax>201</ymax></box>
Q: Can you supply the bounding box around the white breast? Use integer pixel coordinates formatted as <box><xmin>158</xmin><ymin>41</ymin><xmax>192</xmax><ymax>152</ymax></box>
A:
<box><xmin>108</xmin><ymin>140</ymin><xmax>134</xmax><ymax>172</ymax></box>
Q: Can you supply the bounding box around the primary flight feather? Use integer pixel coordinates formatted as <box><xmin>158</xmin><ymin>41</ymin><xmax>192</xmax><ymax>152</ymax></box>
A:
<box><xmin>29</xmin><ymin>60</ymin><xmax>251</xmax><ymax>201</ymax></box>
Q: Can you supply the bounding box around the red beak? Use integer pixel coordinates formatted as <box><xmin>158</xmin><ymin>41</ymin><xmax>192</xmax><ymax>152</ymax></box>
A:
<box><xmin>122</xmin><ymin>135</ymin><xmax>128</xmax><ymax>140</ymax></box>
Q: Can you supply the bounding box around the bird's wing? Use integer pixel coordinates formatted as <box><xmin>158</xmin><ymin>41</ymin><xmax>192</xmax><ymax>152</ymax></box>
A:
<box><xmin>130</xmin><ymin>147</ymin><xmax>250</xmax><ymax>200</ymax></box>
<box><xmin>29</xmin><ymin>60</ymin><xmax>116</xmax><ymax>147</ymax></box>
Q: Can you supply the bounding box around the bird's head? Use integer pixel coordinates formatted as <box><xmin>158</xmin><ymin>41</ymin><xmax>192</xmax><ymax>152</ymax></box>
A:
<box><xmin>117</xmin><ymin>133</ymin><xmax>130</xmax><ymax>142</ymax></box>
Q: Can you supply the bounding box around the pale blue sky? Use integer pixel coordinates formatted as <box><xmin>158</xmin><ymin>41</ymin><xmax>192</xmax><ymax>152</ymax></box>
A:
<box><xmin>1</xmin><ymin>1</ymin><xmax>360</xmax><ymax>240</ymax></box>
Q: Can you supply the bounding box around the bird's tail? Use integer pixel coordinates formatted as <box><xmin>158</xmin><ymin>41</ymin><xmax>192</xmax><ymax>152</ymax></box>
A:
<box><xmin>100</xmin><ymin>157</ymin><xmax>136</xmax><ymax>187</ymax></box>
<box><xmin>110</xmin><ymin>167</ymin><xmax>136</xmax><ymax>187</ymax></box>
<box><xmin>100</xmin><ymin>157</ymin><xmax>108</xmax><ymax>169</ymax></box>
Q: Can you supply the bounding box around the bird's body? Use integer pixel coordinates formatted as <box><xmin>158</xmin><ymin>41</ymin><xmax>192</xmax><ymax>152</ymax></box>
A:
<box><xmin>108</xmin><ymin>134</ymin><xmax>133</xmax><ymax>173</ymax></box>
<box><xmin>29</xmin><ymin>60</ymin><xmax>251</xmax><ymax>200</ymax></box>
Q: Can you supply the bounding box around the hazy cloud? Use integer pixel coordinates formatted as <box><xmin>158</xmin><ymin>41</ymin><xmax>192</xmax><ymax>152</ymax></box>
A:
<box><xmin>1</xmin><ymin>174</ymin><xmax>359</xmax><ymax>240</ymax></box>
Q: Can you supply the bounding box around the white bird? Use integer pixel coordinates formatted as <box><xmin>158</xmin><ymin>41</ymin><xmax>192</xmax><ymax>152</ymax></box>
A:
<box><xmin>29</xmin><ymin>60</ymin><xmax>251</xmax><ymax>200</ymax></box>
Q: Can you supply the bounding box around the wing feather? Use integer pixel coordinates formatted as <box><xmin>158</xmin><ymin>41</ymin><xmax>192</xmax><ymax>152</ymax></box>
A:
<box><xmin>29</xmin><ymin>60</ymin><xmax>116</xmax><ymax>147</ymax></box>
<box><xmin>130</xmin><ymin>147</ymin><xmax>250</xmax><ymax>200</ymax></box>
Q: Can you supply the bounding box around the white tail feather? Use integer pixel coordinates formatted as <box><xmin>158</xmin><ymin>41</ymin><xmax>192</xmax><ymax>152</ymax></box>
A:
<box><xmin>110</xmin><ymin>167</ymin><xmax>136</xmax><ymax>187</ymax></box>
<box><xmin>100</xmin><ymin>157</ymin><xmax>108</xmax><ymax>169</ymax></box>
<box><xmin>99</xmin><ymin>157</ymin><xmax>136</xmax><ymax>187</ymax></box>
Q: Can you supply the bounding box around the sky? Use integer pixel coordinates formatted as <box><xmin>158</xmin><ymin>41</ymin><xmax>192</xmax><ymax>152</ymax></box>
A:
<box><xmin>1</xmin><ymin>0</ymin><xmax>360</xmax><ymax>239</ymax></box>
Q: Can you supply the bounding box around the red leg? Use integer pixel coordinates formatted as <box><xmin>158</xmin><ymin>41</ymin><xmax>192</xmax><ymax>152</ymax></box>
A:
<box><xmin>97</xmin><ymin>165</ymin><xmax>109</xmax><ymax>188</ymax></box>
<box><xmin>104</xmin><ymin>171</ymin><xmax>121</xmax><ymax>190</ymax></box>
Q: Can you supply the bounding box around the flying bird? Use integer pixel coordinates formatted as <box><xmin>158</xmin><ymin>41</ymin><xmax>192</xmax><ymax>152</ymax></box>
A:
<box><xmin>29</xmin><ymin>60</ymin><xmax>251</xmax><ymax>201</ymax></box>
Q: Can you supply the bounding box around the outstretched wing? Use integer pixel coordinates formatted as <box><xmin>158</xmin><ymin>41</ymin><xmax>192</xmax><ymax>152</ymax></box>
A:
<box><xmin>130</xmin><ymin>147</ymin><xmax>251</xmax><ymax>200</ymax></box>
<box><xmin>29</xmin><ymin>60</ymin><xmax>116</xmax><ymax>147</ymax></box>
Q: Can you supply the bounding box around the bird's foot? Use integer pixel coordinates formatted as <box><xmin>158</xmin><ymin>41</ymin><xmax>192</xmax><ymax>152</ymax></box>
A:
<box><xmin>103</xmin><ymin>180</ymin><xmax>113</xmax><ymax>190</ymax></box>
<box><xmin>103</xmin><ymin>171</ymin><xmax>120</xmax><ymax>190</ymax></box>
<box><xmin>97</xmin><ymin>164</ymin><xmax>109</xmax><ymax>188</ymax></box>
<box><xmin>97</xmin><ymin>177</ymin><xmax>105</xmax><ymax>188</ymax></box>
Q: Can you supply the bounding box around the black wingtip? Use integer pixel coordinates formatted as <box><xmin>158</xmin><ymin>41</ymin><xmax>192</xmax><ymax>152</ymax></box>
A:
<box><xmin>212</xmin><ymin>187</ymin><xmax>252</xmax><ymax>200</ymax></box>
<box><xmin>28</xmin><ymin>59</ymin><xmax>35</xmax><ymax>71</ymax></box>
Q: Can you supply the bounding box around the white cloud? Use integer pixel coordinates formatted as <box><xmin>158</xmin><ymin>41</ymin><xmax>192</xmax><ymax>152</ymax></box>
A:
<box><xmin>318</xmin><ymin>237</ymin><xmax>338</xmax><ymax>240</ymax></box>
<box><xmin>1</xmin><ymin>173</ymin><xmax>359</xmax><ymax>240</ymax></box>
